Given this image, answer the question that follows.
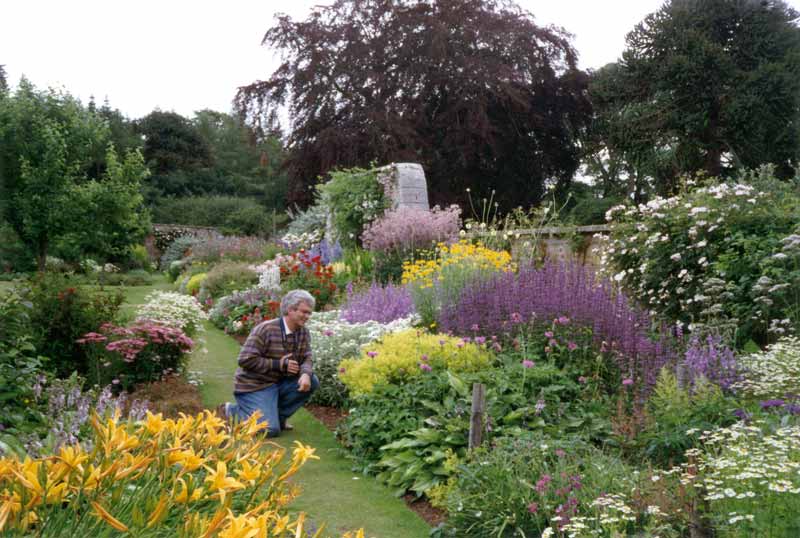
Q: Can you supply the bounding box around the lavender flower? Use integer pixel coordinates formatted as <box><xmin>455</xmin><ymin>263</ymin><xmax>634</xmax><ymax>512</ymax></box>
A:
<box><xmin>340</xmin><ymin>281</ymin><xmax>415</xmax><ymax>324</ymax></box>
<box><xmin>439</xmin><ymin>262</ymin><xmax>676</xmax><ymax>386</ymax></box>
<box><xmin>307</xmin><ymin>239</ymin><xmax>343</xmax><ymax>265</ymax></box>
<box><xmin>683</xmin><ymin>334</ymin><xmax>739</xmax><ymax>389</ymax></box>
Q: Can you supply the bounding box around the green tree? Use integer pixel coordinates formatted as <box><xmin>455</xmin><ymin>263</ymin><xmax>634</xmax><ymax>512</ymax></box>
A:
<box><xmin>192</xmin><ymin>109</ymin><xmax>288</xmax><ymax>207</ymax></box>
<box><xmin>602</xmin><ymin>0</ymin><xmax>800</xmax><ymax>194</ymax></box>
<box><xmin>0</xmin><ymin>65</ymin><xmax>7</xmax><ymax>93</ymax></box>
<box><xmin>59</xmin><ymin>148</ymin><xmax>151</xmax><ymax>262</ymax></box>
<box><xmin>0</xmin><ymin>80</ymin><xmax>149</xmax><ymax>269</ymax></box>
<box><xmin>136</xmin><ymin>110</ymin><xmax>213</xmax><ymax>199</ymax></box>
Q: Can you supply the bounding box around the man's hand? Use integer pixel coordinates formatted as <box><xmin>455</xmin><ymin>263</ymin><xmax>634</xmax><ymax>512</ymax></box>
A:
<box><xmin>297</xmin><ymin>373</ymin><xmax>311</xmax><ymax>392</ymax></box>
<box><xmin>283</xmin><ymin>354</ymin><xmax>300</xmax><ymax>375</ymax></box>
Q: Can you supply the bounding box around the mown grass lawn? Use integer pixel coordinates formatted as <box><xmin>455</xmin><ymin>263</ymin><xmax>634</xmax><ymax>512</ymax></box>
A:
<box><xmin>124</xmin><ymin>282</ymin><xmax>432</xmax><ymax>538</ymax></box>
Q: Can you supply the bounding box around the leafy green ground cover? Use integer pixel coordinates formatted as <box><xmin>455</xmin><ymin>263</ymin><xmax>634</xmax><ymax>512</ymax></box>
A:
<box><xmin>122</xmin><ymin>281</ymin><xmax>431</xmax><ymax>538</ymax></box>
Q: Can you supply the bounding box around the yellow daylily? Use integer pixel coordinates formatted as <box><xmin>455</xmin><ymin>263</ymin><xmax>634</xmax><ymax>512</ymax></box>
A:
<box><xmin>218</xmin><ymin>511</ymin><xmax>259</xmax><ymax>538</ymax></box>
<box><xmin>204</xmin><ymin>461</ymin><xmax>245</xmax><ymax>504</ymax></box>
<box><xmin>201</xmin><ymin>507</ymin><xmax>229</xmax><ymax>538</ymax></box>
<box><xmin>169</xmin><ymin>447</ymin><xmax>206</xmax><ymax>473</ymax></box>
<box><xmin>0</xmin><ymin>491</ymin><xmax>22</xmax><ymax>532</ymax></box>
<box><xmin>235</xmin><ymin>460</ymin><xmax>262</xmax><ymax>484</ymax></box>
<box><xmin>174</xmin><ymin>478</ymin><xmax>205</xmax><ymax>504</ymax></box>
<box><xmin>91</xmin><ymin>501</ymin><xmax>129</xmax><ymax>532</ymax></box>
<box><xmin>146</xmin><ymin>493</ymin><xmax>170</xmax><ymax>528</ymax></box>
<box><xmin>144</xmin><ymin>411</ymin><xmax>168</xmax><ymax>435</ymax></box>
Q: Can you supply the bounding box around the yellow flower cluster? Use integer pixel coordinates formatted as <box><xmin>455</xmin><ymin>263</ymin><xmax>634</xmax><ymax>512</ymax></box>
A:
<box><xmin>0</xmin><ymin>410</ymin><xmax>363</xmax><ymax>537</ymax></box>
<box><xmin>339</xmin><ymin>330</ymin><xmax>492</xmax><ymax>395</ymax></box>
<box><xmin>186</xmin><ymin>272</ymin><xmax>208</xmax><ymax>295</ymax></box>
<box><xmin>401</xmin><ymin>240</ymin><xmax>513</xmax><ymax>288</ymax></box>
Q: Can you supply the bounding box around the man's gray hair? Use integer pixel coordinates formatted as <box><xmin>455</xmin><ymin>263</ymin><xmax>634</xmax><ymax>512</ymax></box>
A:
<box><xmin>280</xmin><ymin>289</ymin><xmax>316</xmax><ymax>315</ymax></box>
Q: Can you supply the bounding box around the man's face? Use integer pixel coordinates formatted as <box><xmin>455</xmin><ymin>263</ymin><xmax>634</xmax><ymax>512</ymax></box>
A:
<box><xmin>287</xmin><ymin>301</ymin><xmax>313</xmax><ymax>328</ymax></box>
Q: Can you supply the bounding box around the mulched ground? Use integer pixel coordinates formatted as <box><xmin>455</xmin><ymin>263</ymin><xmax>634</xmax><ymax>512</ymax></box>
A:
<box><xmin>132</xmin><ymin>375</ymin><xmax>205</xmax><ymax>418</ymax></box>
<box><xmin>306</xmin><ymin>404</ymin><xmax>447</xmax><ymax>528</ymax></box>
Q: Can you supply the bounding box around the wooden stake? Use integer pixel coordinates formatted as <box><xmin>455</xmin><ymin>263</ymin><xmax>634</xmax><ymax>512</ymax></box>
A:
<box><xmin>469</xmin><ymin>383</ymin><xmax>486</xmax><ymax>450</ymax></box>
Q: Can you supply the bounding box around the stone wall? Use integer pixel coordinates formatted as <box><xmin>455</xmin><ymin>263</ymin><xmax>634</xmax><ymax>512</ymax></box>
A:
<box><xmin>474</xmin><ymin>225</ymin><xmax>610</xmax><ymax>267</ymax></box>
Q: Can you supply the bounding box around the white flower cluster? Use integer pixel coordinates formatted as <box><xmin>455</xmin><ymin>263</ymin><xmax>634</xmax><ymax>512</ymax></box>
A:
<box><xmin>250</xmin><ymin>261</ymin><xmax>281</xmax><ymax>291</ymax></box>
<box><xmin>695</xmin><ymin>421</ymin><xmax>800</xmax><ymax>527</ymax></box>
<box><xmin>281</xmin><ymin>230</ymin><xmax>322</xmax><ymax>249</ymax></box>
<box><xmin>556</xmin><ymin>492</ymin><xmax>663</xmax><ymax>538</ymax></box>
<box><xmin>731</xmin><ymin>336</ymin><xmax>800</xmax><ymax>398</ymax></box>
<box><xmin>305</xmin><ymin>310</ymin><xmax>418</xmax><ymax>406</ymax></box>
<box><xmin>601</xmin><ymin>181</ymin><xmax>772</xmax><ymax>329</ymax></box>
<box><xmin>307</xmin><ymin>310</ymin><xmax>418</xmax><ymax>370</ymax></box>
<box><xmin>136</xmin><ymin>291</ymin><xmax>208</xmax><ymax>336</ymax></box>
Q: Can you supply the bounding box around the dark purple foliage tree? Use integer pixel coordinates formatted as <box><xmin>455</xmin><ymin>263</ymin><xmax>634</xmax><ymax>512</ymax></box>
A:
<box><xmin>236</xmin><ymin>0</ymin><xmax>591</xmax><ymax>209</ymax></box>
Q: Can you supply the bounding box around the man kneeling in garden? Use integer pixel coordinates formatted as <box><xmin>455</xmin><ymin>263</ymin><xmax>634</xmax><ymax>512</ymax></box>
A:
<box><xmin>218</xmin><ymin>289</ymin><xmax>319</xmax><ymax>436</ymax></box>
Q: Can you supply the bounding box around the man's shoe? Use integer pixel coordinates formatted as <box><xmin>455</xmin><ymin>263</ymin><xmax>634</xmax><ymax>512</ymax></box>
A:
<box><xmin>280</xmin><ymin>421</ymin><xmax>294</xmax><ymax>431</ymax></box>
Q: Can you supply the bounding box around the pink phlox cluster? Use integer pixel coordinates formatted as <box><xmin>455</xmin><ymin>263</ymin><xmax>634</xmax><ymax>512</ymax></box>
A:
<box><xmin>79</xmin><ymin>320</ymin><xmax>194</xmax><ymax>363</ymax></box>
<box><xmin>106</xmin><ymin>338</ymin><xmax>148</xmax><ymax>362</ymax></box>
<box><xmin>361</xmin><ymin>205</ymin><xmax>461</xmax><ymax>252</ymax></box>
<box><xmin>75</xmin><ymin>332</ymin><xmax>107</xmax><ymax>344</ymax></box>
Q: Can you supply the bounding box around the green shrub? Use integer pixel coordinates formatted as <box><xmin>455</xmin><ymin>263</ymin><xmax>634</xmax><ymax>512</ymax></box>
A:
<box><xmin>605</xmin><ymin>169</ymin><xmax>800</xmax><ymax>345</ymax></box>
<box><xmin>442</xmin><ymin>433</ymin><xmax>636</xmax><ymax>538</ymax></box>
<box><xmin>152</xmin><ymin>195</ymin><xmax>285</xmax><ymax>237</ymax></box>
<box><xmin>101</xmin><ymin>269</ymin><xmax>153</xmax><ymax>287</ymax></box>
<box><xmin>340</xmin><ymin>355</ymin><xmax>609</xmax><ymax>500</ymax></box>
<box><xmin>637</xmin><ymin>368</ymin><xmax>737</xmax><ymax>466</ymax></box>
<box><xmin>371</xmin><ymin>250</ymin><xmax>405</xmax><ymax>283</ymax></box>
<box><xmin>316</xmin><ymin>166</ymin><xmax>388</xmax><ymax>247</ymax></box>
<box><xmin>127</xmin><ymin>244</ymin><xmax>151</xmax><ymax>271</ymax></box>
<box><xmin>165</xmin><ymin>260</ymin><xmax>182</xmax><ymax>282</ymax></box>
<box><xmin>0</xmin><ymin>289</ymin><xmax>46</xmax><ymax>446</ymax></box>
<box><xmin>22</xmin><ymin>273</ymin><xmax>124</xmax><ymax>378</ymax></box>
<box><xmin>159</xmin><ymin>235</ymin><xmax>198</xmax><ymax>270</ymax></box>
<box><xmin>0</xmin><ymin>221</ymin><xmax>34</xmax><ymax>273</ymax></box>
<box><xmin>284</xmin><ymin>200</ymin><xmax>329</xmax><ymax>238</ymax></box>
<box><xmin>186</xmin><ymin>272</ymin><xmax>207</xmax><ymax>295</ymax></box>
<box><xmin>342</xmin><ymin>247</ymin><xmax>374</xmax><ymax>281</ymax></box>
<box><xmin>199</xmin><ymin>261</ymin><xmax>258</xmax><ymax>300</ymax></box>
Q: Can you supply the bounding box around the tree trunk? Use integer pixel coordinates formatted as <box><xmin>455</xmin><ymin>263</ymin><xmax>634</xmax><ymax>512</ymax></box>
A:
<box><xmin>36</xmin><ymin>239</ymin><xmax>48</xmax><ymax>272</ymax></box>
<box><xmin>703</xmin><ymin>102</ymin><xmax>722</xmax><ymax>178</ymax></box>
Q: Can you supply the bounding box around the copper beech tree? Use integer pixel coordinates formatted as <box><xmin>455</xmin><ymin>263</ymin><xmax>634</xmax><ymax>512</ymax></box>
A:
<box><xmin>236</xmin><ymin>0</ymin><xmax>591</xmax><ymax>210</ymax></box>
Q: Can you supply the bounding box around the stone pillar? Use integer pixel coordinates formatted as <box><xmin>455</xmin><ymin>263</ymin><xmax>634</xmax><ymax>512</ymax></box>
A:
<box><xmin>377</xmin><ymin>163</ymin><xmax>430</xmax><ymax>210</ymax></box>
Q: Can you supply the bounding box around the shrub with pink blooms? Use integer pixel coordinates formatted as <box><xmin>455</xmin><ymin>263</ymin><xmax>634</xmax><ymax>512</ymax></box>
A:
<box><xmin>362</xmin><ymin>205</ymin><xmax>461</xmax><ymax>254</ymax></box>
<box><xmin>78</xmin><ymin>321</ymin><xmax>194</xmax><ymax>391</ymax></box>
<box><xmin>362</xmin><ymin>205</ymin><xmax>462</xmax><ymax>283</ymax></box>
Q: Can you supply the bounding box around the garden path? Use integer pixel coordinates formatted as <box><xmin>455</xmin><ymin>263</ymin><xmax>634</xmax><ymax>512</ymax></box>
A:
<box><xmin>124</xmin><ymin>280</ymin><xmax>432</xmax><ymax>538</ymax></box>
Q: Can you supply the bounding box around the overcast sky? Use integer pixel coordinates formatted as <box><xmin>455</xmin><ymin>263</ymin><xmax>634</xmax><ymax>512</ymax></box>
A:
<box><xmin>4</xmin><ymin>0</ymin><xmax>800</xmax><ymax>120</ymax></box>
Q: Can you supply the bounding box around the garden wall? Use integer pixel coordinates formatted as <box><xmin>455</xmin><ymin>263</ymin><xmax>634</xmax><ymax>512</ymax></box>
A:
<box><xmin>145</xmin><ymin>224</ymin><xmax>224</xmax><ymax>260</ymax></box>
<box><xmin>473</xmin><ymin>224</ymin><xmax>610</xmax><ymax>266</ymax></box>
